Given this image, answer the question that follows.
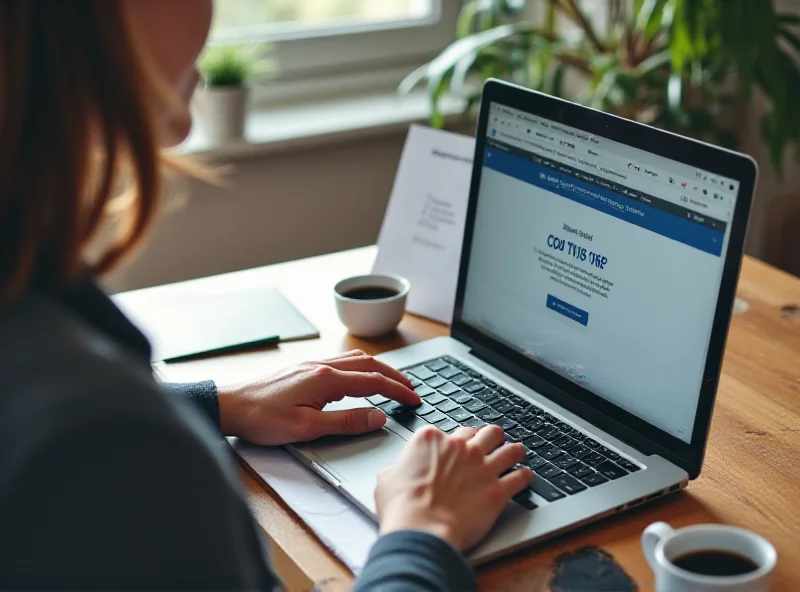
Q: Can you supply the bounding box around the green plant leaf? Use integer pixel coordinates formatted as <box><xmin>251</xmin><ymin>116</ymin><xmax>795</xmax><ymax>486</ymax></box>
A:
<box><xmin>398</xmin><ymin>63</ymin><xmax>432</xmax><ymax>95</ymax></box>
<box><xmin>667</xmin><ymin>71</ymin><xmax>682</xmax><ymax>112</ymax></box>
<box><xmin>457</xmin><ymin>1</ymin><xmax>482</xmax><ymax>38</ymax></box>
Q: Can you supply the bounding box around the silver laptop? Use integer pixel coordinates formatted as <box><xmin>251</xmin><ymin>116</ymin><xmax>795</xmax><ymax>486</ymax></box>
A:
<box><xmin>289</xmin><ymin>80</ymin><xmax>757</xmax><ymax>564</ymax></box>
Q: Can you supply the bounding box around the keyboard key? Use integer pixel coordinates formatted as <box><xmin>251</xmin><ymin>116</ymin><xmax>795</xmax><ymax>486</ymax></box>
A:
<box><xmin>425</xmin><ymin>359</ymin><xmax>449</xmax><ymax>372</ymax></box>
<box><xmin>536</xmin><ymin>463</ymin><xmax>564</xmax><ymax>480</ymax></box>
<box><xmin>580</xmin><ymin>472</ymin><xmax>609</xmax><ymax>487</ymax></box>
<box><xmin>415</xmin><ymin>384</ymin><xmax>435</xmax><ymax>398</ymax></box>
<box><xmin>476</xmin><ymin>407</ymin><xmax>503</xmax><ymax>422</ymax></box>
<box><xmin>541</xmin><ymin>446</ymin><xmax>565</xmax><ymax>462</ymax></box>
<box><xmin>617</xmin><ymin>459</ymin><xmax>641</xmax><ymax>472</ymax></box>
<box><xmin>583</xmin><ymin>452</ymin><xmax>606</xmax><ymax>468</ymax></box>
<box><xmin>552</xmin><ymin>455</ymin><xmax>579</xmax><ymax>470</ymax></box>
<box><xmin>513</xmin><ymin>490</ymin><xmax>537</xmax><ymax>510</ymax></box>
<box><xmin>462</xmin><ymin>417</ymin><xmax>487</xmax><ymax>429</ymax></box>
<box><xmin>524</xmin><ymin>453</ymin><xmax>548</xmax><ymax>470</ymax></box>
<box><xmin>408</xmin><ymin>365</ymin><xmax>436</xmax><ymax>381</ymax></box>
<box><xmin>451</xmin><ymin>391</ymin><xmax>473</xmax><ymax>404</ymax></box>
<box><xmin>436</xmin><ymin>418</ymin><xmax>460</xmax><ymax>433</ymax></box>
<box><xmin>393</xmin><ymin>414</ymin><xmax>430</xmax><ymax>432</ymax></box>
<box><xmin>475</xmin><ymin>389</ymin><xmax>501</xmax><ymax>403</ymax></box>
<box><xmin>439</xmin><ymin>366</ymin><xmax>461</xmax><ymax>379</ymax></box>
<box><xmin>531</xmin><ymin>477</ymin><xmax>566</xmax><ymax>502</ymax></box>
<box><xmin>405</xmin><ymin>374</ymin><xmax>423</xmax><ymax>388</ymax></box>
<box><xmin>550</xmin><ymin>473</ymin><xmax>587</xmax><ymax>495</ymax></box>
<box><xmin>463</xmin><ymin>381</ymin><xmax>486</xmax><ymax>394</ymax></box>
<box><xmin>596</xmin><ymin>460</ymin><xmax>628</xmax><ymax>481</ymax></box>
<box><xmin>447</xmin><ymin>408</ymin><xmax>473</xmax><ymax>422</ymax></box>
<box><xmin>584</xmin><ymin>439</ymin><xmax>602</xmax><ymax>449</ymax></box>
<box><xmin>450</xmin><ymin>373</ymin><xmax>472</xmax><ymax>386</ymax></box>
<box><xmin>484</xmin><ymin>379</ymin><xmax>496</xmax><ymax>388</ymax></box>
<box><xmin>537</xmin><ymin>426</ymin><xmax>562</xmax><ymax>441</ymax></box>
<box><xmin>506</xmin><ymin>393</ymin><xmax>530</xmax><ymax>408</ymax></box>
<box><xmin>522</xmin><ymin>434</ymin><xmax>546</xmax><ymax>449</ymax></box>
<box><xmin>506</xmin><ymin>426</ymin><xmax>530</xmax><ymax>441</ymax></box>
<box><xmin>463</xmin><ymin>399</ymin><xmax>487</xmax><ymax>413</ymax></box>
<box><xmin>526</xmin><ymin>418</ymin><xmax>547</xmax><ymax>432</ymax></box>
<box><xmin>567</xmin><ymin>463</ymin><xmax>594</xmax><ymax>479</ymax></box>
<box><xmin>605</xmin><ymin>451</ymin><xmax>623</xmax><ymax>463</ymax></box>
<box><xmin>492</xmin><ymin>417</ymin><xmax>518</xmax><ymax>431</ymax></box>
<box><xmin>423</xmin><ymin>393</ymin><xmax>446</xmax><ymax>406</ymax></box>
<box><xmin>435</xmin><ymin>399</ymin><xmax>460</xmax><ymax>414</ymax></box>
<box><xmin>504</xmin><ymin>406</ymin><xmax>526</xmax><ymax>419</ymax></box>
<box><xmin>437</xmin><ymin>382</ymin><xmax>461</xmax><ymax>396</ymax></box>
<box><xmin>492</xmin><ymin>399</ymin><xmax>516</xmax><ymax>414</ymax></box>
<box><xmin>366</xmin><ymin>395</ymin><xmax>390</xmax><ymax>406</ymax></box>
<box><xmin>551</xmin><ymin>435</ymin><xmax>576</xmax><ymax>450</ymax></box>
<box><xmin>569</xmin><ymin>444</ymin><xmax>593</xmax><ymax>460</ymax></box>
<box><xmin>424</xmin><ymin>410</ymin><xmax>448</xmax><ymax>424</ymax></box>
<box><xmin>378</xmin><ymin>400</ymin><xmax>402</xmax><ymax>411</ymax></box>
<box><xmin>442</xmin><ymin>355</ymin><xmax>459</xmax><ymax>365</ymax></box>
<box><xmin>425</xmin><ymin>375</ymin><xmax>447</xmax><ymax>389</ymax></box>
<box><xmin>413</xmin><ymin>403</ymin><xmax>437</xmax><ymax>416</ymax></box>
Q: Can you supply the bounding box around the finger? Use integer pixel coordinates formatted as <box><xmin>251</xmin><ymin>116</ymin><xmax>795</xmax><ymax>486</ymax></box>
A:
<box><xmin>328</xmin><ymin>369</ymin><xmax>420</xmax><ymax>406</ymax></box>
<box><xmin>307</xmin><ymin>407</ymin><xmax>387</xmax><ymax>439</ymax></box>
<box><xmin>322</xmin><ymin>354</ymin><xmax>414</xmax><ymax>389</ymax></box>
<box><xmin>469</xmin><ymin>425</ymin><xmax>506</xmax><ymax>455</ymax></box>
<box><xmin>323</xmin><ymin>349</ymin><xmax>368</xmax><ymax>362</ymax></box>
<box><xmin>499</xmin><ymin>467</ymin><xmax>535</xmax><ymax>499</ymax></box>
<box><xmin>486</xmin><ymin>442</ymin><xmax>526</xmax><ymax>475</ymax></box>
<box><xmin>449</xmin><ymin>426</ymin><xmax>477</xmax><ymax>441</ymax></box>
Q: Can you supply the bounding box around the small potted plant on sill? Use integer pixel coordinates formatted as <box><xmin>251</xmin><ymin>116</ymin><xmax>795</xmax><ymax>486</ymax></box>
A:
<box><xmin>196</xmin><ymin>44</ymin><xmax>270</xmax><ymax>144</ymax></box>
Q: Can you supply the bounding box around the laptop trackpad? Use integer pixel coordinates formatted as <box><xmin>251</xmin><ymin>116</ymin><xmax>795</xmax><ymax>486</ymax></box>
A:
<box><xmin>299</xmin><ymin>425</ymin><xmax>409</xmax><ymax>487</ymax></box>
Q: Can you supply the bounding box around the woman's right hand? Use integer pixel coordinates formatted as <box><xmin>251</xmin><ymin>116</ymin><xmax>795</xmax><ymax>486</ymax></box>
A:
<box><xmin>375</xmin><ymin>424</ymin><xmax>534</xmax><ymax>552</ymax></box>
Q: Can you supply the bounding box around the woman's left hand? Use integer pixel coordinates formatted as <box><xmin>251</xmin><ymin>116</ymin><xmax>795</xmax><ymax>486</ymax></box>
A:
<box><xmin>216</xmin><ymin>350</ymin><xmax>421</xmax><ymax>446</ymax></box>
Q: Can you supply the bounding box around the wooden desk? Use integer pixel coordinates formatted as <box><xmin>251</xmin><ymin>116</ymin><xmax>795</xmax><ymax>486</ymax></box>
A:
<box><xmin>159</xmin><ymin>247</ymin><xmax>800</xmax><ymax>591</ymax></box>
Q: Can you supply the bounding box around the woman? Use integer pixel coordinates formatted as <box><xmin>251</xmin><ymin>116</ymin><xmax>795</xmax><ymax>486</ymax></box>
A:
<box><xmin>0</xmin><ymin>1</ymin><xmax>533</xmax><ymax>590</ymax></box>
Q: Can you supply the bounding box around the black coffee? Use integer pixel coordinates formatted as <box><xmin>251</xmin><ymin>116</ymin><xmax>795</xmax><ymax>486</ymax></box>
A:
<box><xmin>342</xmin><ymin>286</ymin><xmax>399</xmax><ymax>300</ymax></box>
<box><xmin>672</xmin><ymin>550</ymin><xmax>759</xmax><ymax>577</ymax></box>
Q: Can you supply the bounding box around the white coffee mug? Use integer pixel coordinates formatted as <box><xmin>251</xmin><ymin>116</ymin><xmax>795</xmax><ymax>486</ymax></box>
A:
<box><xmin>642</xmin><ymin>522</ymin><xmax>776</xmax><ymax>592</ymax></box>
<box><xmin>334</xmin><ymin>274</ymin><xmax>410</xmax><ymax>338</ymax></box>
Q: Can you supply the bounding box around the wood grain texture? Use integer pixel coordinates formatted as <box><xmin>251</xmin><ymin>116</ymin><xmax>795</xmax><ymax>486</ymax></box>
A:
<box><xmin>159</xmin><ymin>248</ymin><xmax>800</xmax><ymax>592</ymax></box>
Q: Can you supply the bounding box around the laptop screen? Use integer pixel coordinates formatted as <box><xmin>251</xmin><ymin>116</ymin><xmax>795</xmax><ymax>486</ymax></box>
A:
<box><xmin>461</xmin><ymin>102</ymin><xmax>739</xmax><ymax>444</ymax></box>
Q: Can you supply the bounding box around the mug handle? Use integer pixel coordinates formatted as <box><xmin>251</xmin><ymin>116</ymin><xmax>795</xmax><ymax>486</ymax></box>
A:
<box><xmin>642</xmin><ymin>522</ymin><xmax>674</xmax><ymax>571</ymax></box>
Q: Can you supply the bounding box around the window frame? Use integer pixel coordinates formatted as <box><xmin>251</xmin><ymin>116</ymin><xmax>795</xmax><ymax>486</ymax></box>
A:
<box><xmin>208</xmin><ymin>0</ymin><xmax>461</xmax><ymax>102</ymax></box>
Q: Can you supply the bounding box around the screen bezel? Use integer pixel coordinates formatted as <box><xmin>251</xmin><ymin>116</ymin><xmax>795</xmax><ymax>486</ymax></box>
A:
<box><xmin>451</xmin><ymin>79</ymin><xmax>757</xmax><ymax>479</ymax></box>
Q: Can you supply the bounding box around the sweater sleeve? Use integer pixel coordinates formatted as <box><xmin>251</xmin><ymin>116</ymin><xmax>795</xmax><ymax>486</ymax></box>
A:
<box><xmin>160</xmin><ymin>380</ymin><xmax>220</xmax><ymax>430</ymax></box>
<box><xmin>354</xmin><ymin>531</ymin><xmax>477</xmax><ymax>592</ymax></box>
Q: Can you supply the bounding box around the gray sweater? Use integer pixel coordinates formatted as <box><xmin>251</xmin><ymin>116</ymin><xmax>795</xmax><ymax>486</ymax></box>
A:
<box><xmin>0</xmin><ymin>279</ymin><xmax>476</xmax><ymax>590</ymax></box>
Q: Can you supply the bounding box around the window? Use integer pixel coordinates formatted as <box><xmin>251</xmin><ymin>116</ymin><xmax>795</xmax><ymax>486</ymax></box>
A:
<box><xmin>208</xmin><ymin>0</ymin><xmax>459</xmax><ymax>97</ymax></box>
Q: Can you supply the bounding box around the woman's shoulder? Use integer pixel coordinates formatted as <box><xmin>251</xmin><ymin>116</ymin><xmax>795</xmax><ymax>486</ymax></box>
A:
<box><xmin>0</xmin><ymin>290</ymin><xmax>223</xmax><ymax>484</ymax></box>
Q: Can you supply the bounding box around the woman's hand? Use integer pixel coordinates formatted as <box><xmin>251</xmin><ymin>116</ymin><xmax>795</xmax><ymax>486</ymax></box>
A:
<box><xmin>216</xmin><ymin>350</ymin><xmax>420</xmax><ymax>446</ymax></box>
<box><xmin>376</xmin><ymin>425</ymin><xmax>534</xmax><ymax>552</ymax></box>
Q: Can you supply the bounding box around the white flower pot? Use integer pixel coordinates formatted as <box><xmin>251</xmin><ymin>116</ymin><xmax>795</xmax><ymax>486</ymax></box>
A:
<box><xmin>195</xmin><ymin>85</ymin><xmax>249</xmax><ymax>144</ymax></box>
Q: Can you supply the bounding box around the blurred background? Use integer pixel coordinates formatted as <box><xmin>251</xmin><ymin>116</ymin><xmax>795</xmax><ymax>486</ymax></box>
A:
<box><xmin>105</xmin><ymin>0</ymin><xmax>800</xmax><ymax>292</ymax></box>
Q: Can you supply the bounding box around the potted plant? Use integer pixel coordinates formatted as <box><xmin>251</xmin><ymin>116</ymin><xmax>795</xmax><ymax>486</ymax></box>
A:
<box><xmin>196</xmin><ymin>44</ymin><xmax>270</xmax><ymax>144</ymax></box>
<box><xmin>401</xmin><ymin>0</ymin><xmax>800</xmax><ymax>176</ymax></box>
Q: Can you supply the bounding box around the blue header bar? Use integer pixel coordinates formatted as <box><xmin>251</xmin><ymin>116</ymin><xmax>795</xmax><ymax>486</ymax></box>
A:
<box><xmin>483</xmin><ymin>147</ymin><xmax>724</xmax><ymax>257</ymax></box>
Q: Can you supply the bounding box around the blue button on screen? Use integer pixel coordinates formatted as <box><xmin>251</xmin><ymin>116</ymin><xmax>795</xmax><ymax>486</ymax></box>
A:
<box><xmin>546</xmin><ymin>294</ymin><xmax>589</xmax><ymax>326</ymax></box>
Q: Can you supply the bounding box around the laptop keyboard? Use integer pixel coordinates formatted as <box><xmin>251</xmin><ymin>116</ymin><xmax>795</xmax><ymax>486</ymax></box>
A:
<box><xmin>365</xmin><ymin>356</ymin><xmax>643</xmax><ymax>510</ymax></box>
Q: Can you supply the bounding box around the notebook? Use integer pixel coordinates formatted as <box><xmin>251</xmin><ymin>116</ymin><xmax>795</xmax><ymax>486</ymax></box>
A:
<box><xmin>113</xmin><ymin>286</ymin><xmax>319</xmax><ymax>362</ymax></box>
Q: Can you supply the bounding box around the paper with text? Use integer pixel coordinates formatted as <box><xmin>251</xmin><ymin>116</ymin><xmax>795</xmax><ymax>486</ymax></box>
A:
<box><xmin>373</xmin><ymin>124</ymin><xmax>476</xmax><ymax>324</ymax></box>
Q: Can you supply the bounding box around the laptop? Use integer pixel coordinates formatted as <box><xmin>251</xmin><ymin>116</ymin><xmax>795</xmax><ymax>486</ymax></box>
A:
<box><xmin>289</xmin><ymin>79</ymin><xmax>758</xmax><ymax>564</ymax></box>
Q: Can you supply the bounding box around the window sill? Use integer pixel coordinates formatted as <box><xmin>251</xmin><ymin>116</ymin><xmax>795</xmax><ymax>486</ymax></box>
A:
<box><xmin>175</xmin><ymin>91</ymin><xmax>467</xmax><ymax>162</ymax></box>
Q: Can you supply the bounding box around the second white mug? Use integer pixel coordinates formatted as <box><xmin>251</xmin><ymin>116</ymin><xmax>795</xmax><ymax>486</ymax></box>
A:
<box><xmin>642</xmin><ymin>521</ymin><xmax>776</xmax><ymax>592</ymax></box>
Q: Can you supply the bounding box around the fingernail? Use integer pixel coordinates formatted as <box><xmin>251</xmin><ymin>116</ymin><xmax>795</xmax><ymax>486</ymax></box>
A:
<box><xmin>367</xmin><ymin>409</ymin><xmax>386</xmax><ymax>430</ymax></box>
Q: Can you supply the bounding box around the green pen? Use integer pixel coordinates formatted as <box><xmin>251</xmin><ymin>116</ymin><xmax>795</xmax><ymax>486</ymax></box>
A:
<box><xmin>162</xmin><ymin>335</ymin><xmax>280</xmax><ymax>363</ymax></box>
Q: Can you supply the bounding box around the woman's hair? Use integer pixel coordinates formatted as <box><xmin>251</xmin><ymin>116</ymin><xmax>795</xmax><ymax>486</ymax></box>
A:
<box><xmin>0</xmin><ymin>1</ymin><xmax>184</xmax><ymax>303</ymax></box>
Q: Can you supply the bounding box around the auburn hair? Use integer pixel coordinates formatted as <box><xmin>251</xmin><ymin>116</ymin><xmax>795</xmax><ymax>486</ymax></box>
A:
<box><xmin>0</xmin><ymin>0</ymin><xmax>186</xmax><ymax>303</ymax></box>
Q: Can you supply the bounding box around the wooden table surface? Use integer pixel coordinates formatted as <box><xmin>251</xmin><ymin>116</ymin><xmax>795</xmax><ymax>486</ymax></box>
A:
<box><xmin>158</xmin><ymin>246</ymin><xmax>800</xmax><ymax>591</ymax></box>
